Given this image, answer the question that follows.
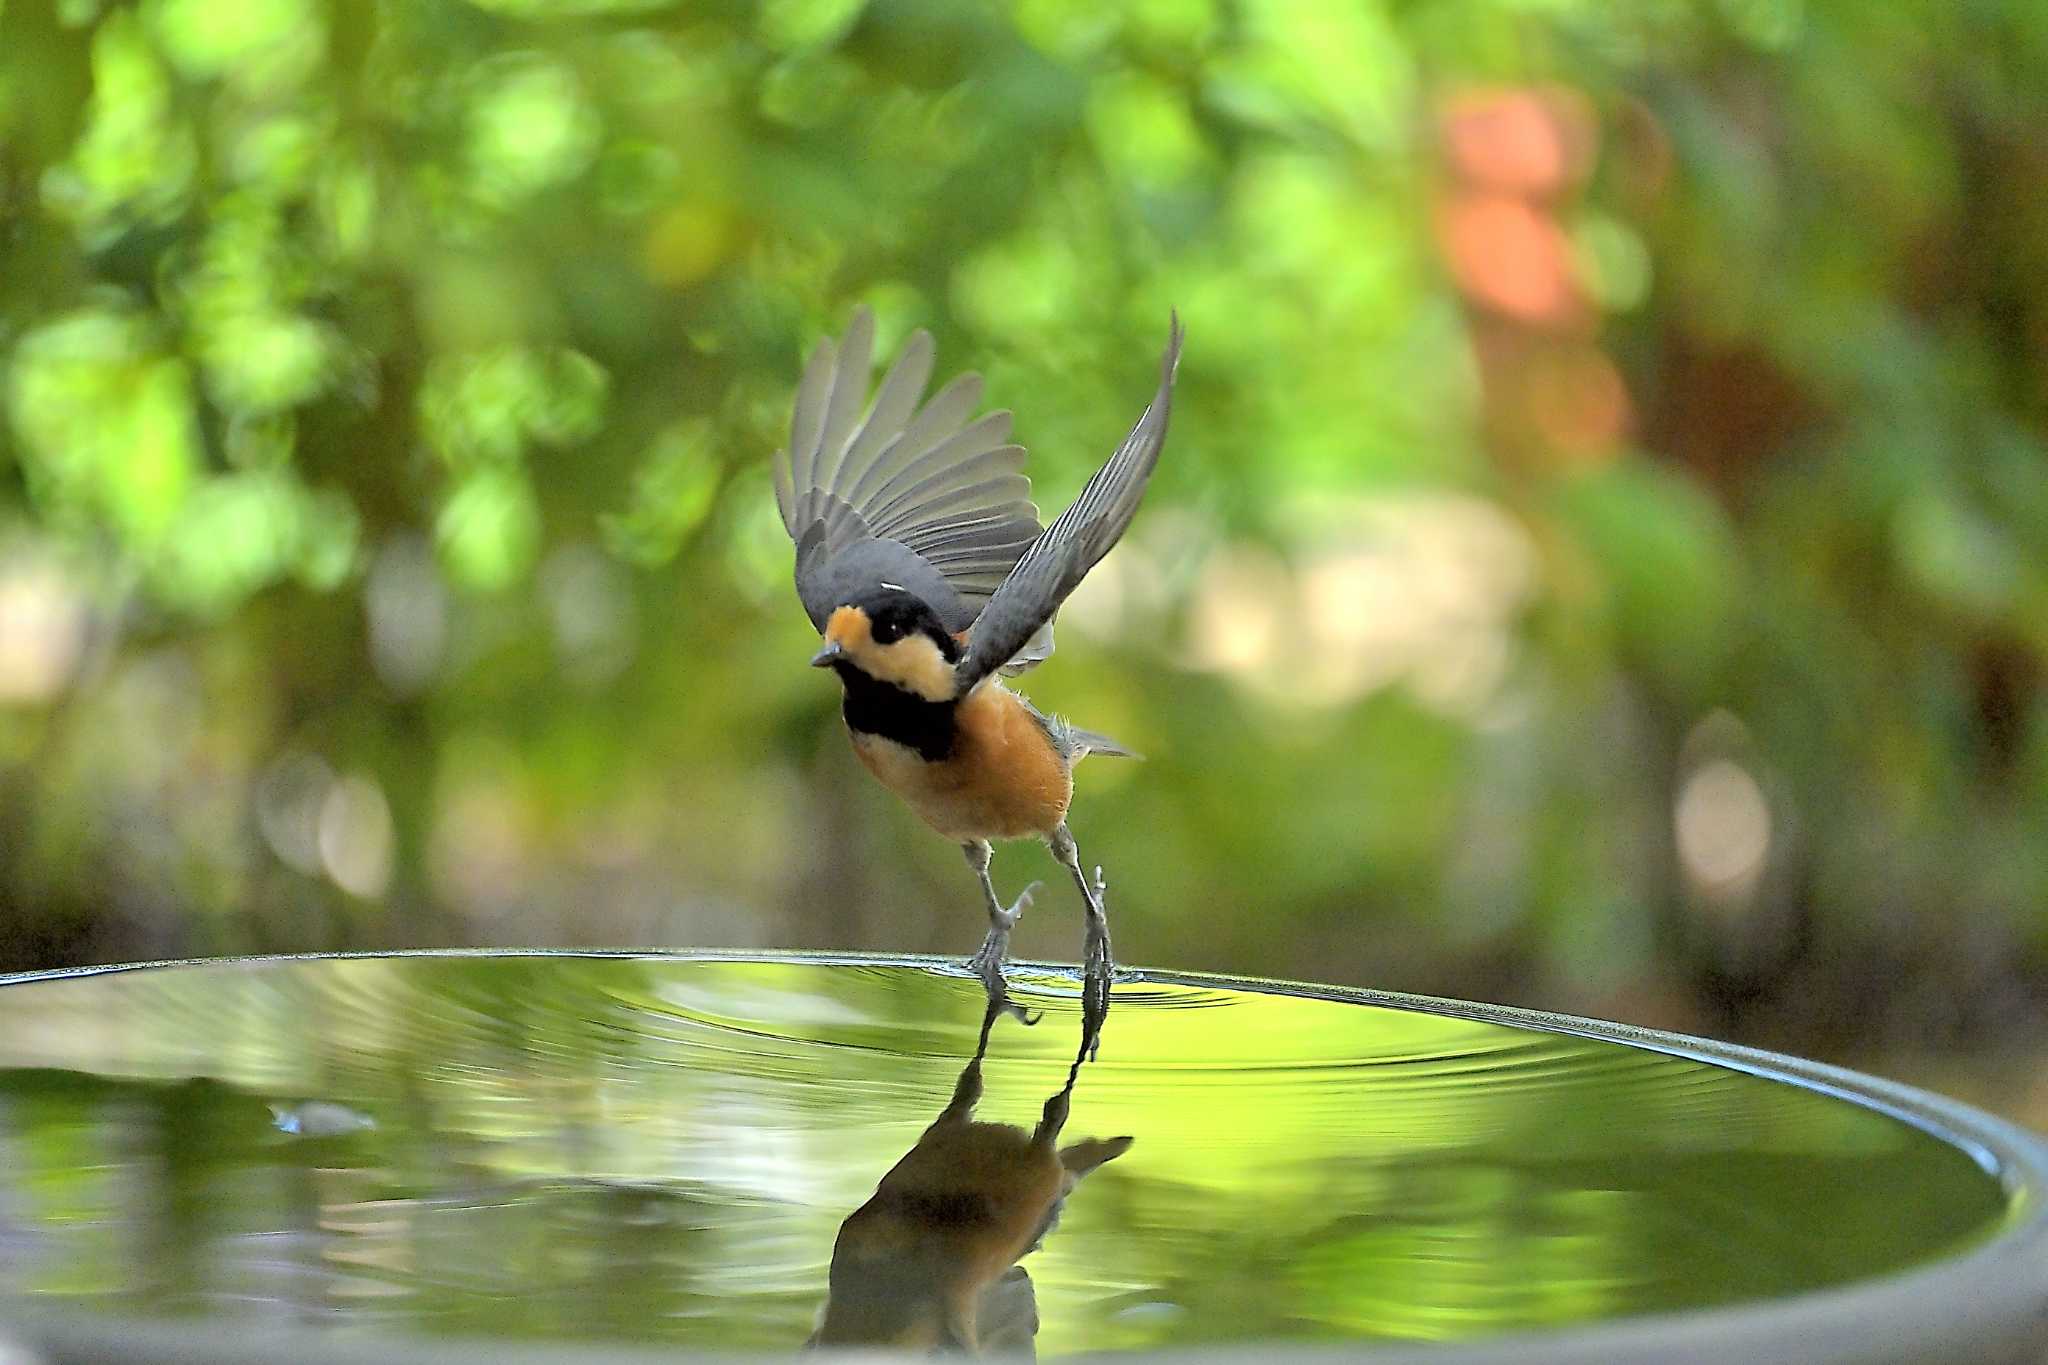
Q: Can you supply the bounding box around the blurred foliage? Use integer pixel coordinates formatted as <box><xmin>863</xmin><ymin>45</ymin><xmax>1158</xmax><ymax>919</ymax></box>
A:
<box><xmin>3</xmin><ymin>0</ymin><xmax>2048</xmax><ymax>1078</ymax></box>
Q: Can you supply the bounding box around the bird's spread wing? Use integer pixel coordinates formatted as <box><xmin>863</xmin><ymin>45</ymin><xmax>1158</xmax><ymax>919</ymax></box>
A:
<box><xmin>954</xmin><ymin>314</ymin><xmax>1184</xmax><ymax>693</ymax></box>
<box><xmin>773</xmin><ymin>308</ymin><xmax>1044</xmax><ymax>643</ymax></box>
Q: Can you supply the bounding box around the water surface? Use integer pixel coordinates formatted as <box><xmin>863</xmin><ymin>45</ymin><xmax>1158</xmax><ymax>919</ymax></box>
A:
<box><xmin>0</xmin><ymin>954</ymin><xmax>2013</xmax><ymax>1353</ymax></box>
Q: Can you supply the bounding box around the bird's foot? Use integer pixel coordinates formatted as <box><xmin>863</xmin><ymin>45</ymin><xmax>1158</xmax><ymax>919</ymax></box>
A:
<box><xmin>1082</xmin><ymin>866</ymin><xmax>1114</xmax><ymax>977</ymax></box>
<box><xmin>967</xmin><ymin>926</ymin><xmax>1008</xmax><ymax>982</ymax></box>
<box><xmin>969</xmin><ymin>883</ymin><xmax>1042</xmax><ymax>1026</ymax></box>
<box><xmin>988</xmin><ymin>880</ymin><xmax>1039</xmax><ymax>936</ymax></box>
<box><xmin>969</xmin><ymin>945</ymin><xmax>1040</xmax><ymax>1027</ymax></box>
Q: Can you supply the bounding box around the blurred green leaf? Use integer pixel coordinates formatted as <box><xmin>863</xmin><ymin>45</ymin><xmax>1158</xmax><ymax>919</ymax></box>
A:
<box><xmin>1548</xmin><ymin>461</ymin><xmax>1742</xmax><ymax>685</ymax></box>
<box><xmin>438</xmin><ymin>465</ymin><xmax>543</xmax><ymax>590</ymax></box>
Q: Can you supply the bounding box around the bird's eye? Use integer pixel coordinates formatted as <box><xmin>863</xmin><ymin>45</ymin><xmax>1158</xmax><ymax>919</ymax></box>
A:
<box><xmin>871</xmin><ymin>616</ymin><xmax>902</xmax><ymax>644</ymax></box>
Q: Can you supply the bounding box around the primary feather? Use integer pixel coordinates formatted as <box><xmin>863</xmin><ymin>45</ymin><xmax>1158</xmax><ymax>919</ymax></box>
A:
<box><xmin>955</xmin><ymin>314</ymin><xmax>1184</xmax><ymax>693</ymax></box>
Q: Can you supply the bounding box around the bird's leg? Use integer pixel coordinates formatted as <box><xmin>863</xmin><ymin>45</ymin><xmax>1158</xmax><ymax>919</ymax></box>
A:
<box><xmin>963</xmin><ymin>840</ymin><xmax>1040</xmax><ymax>1025</ymax></box>
<box><xmin>938</xmin><ymin>997</ymin><xmax>1004</xmax><ymax>1128</ymax></box>
<box><xmin>1048</xmin><ymin>824</ymin><xmax>1113</xmax><ymax>975</ymax></box>
<box><xmin>1049</xmin><ymin>824</ymin><xmax>1113</xmax><ymax>1057</ymax></box>
<box><xmin>1035</xmin><ymin>998</ymin><xmax>1107</xmax><ymax>1146</ymax></box>
<box><xmin>964</xmin><ymin>840</ymin><xmax>1020</xmax><ymax>961</ymax></box>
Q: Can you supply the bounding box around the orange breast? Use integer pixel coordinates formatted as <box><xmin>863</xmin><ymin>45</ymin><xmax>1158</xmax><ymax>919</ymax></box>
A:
<box><xmin>850</xmin><ymin>684</ymin><xmax>1072</xmax><ymax>842</ymax></box>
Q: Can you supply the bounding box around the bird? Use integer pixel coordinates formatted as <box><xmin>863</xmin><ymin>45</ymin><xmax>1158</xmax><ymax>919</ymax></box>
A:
<box><xmin>807</xmin><ymin>993</ymin><xmax>1130</xmax><ymax>1354</ymax></box>
<box><xmin>772</xmin><ymin>307</ymin><xmax>1183</xmax><ymax>1015</ymax></box>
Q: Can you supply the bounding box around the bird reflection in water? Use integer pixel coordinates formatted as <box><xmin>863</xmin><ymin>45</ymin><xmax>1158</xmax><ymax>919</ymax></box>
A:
<box><xmin>808</xmin><ymin>991</ymin><xmax>1128</xmax><ymax>1354</ymax></box>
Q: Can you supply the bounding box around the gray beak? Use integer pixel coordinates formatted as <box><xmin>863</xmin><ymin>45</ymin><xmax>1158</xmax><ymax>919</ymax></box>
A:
<box><xmin>810</xmin><ymin>641</ymin><xmax>844</xmax><ymax>668</ymax></box>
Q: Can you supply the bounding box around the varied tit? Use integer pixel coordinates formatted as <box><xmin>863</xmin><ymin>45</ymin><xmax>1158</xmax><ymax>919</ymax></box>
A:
<box><xmin>772</xmin><ymin>308</ymin><xmax>1183</xmax><ymax>1017</ymax></box>
<box><xmin>807</xmin><ymin>998</ymin><xmax>1130</xmax><ymax>1354</ymax></box>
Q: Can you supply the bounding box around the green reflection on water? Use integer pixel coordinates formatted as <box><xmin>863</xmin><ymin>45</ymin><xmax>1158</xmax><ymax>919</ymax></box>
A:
<box><xmin>0</xmin><ymin>955</ymin><xmax>2014</xmax><ymax>1353</ymax></box>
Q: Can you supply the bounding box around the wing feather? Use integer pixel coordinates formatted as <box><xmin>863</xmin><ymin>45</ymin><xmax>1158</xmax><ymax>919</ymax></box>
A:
<box><xmin>777</xmin><ymin>339</ymin><xmax>834</xmax><ymax>535</ymax></box>
<box><xmin>862</xmin><ymin>416</ymin><xmax>1016</xmax><ymax>528</ymax></box>
<box><xmin>833</xmin><ymin>330</ymin><xmax>934</xmax><ymax>499</ymax></box>
<box><xmin>805</xmin><ymin>307</ymin><xmax>874</xmax><ymax>515</ymax></box>
<box><xmin>914</xmin><ymin>525</ymin><xmax>1041</xmax><ymax>560</ymax></box>
<box><xmin>774</xmin><ymin>309</ymin><xmax>1049</xmax><ymax>649</ymax></box>
<box><xmin>955</xmin><ymin>313</ymin><xmax>1184</xmax><ymax>691</ymax></box>
<box><xmin>868</xmin><ymin>448</ymin><xmax>1029</xmax><ymax>535</ymax></box>
<box><xmin>770</xmin><ymin>445</ymin><xmax>796</xmax><ymax>535</ymax></box>
<box><xmin>843</xmin><ymin>374</ymin><xmax>987</xmax><ymax>509</ymax></box>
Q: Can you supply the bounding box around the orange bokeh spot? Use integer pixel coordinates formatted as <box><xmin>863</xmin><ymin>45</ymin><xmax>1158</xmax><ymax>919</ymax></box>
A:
<box><xmin>1440</xmin><ymin>86</ymin><xmax>1595</xmax><ymax>198</ymax></box>
<box><xmin>1438</xmin><ymin>195</ymin><xmax>1583</xmax><ymax>327</ymax></box>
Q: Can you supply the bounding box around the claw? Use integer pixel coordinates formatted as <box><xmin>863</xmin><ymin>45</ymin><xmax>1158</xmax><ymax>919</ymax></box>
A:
<box><xmin>981</xmin><ymin>970</ymin><xmax>1041</xmax><ymax>1027</ymax></box>
<box><xmin>967</xmin><ymin>928</ymin><xmax>1040</xmax><ymax>1026</ymax></box>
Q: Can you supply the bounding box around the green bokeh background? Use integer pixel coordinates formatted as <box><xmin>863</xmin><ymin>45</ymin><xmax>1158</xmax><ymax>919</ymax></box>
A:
<box><xmin>3</xmin><ymin>0</ymin><xmax>2047</xmax><ymax>1120</ymax></box>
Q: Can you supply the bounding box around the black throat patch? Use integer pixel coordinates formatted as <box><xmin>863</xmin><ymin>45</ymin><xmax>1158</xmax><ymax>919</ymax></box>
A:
<box><xmin>833</xmin><ymin>662</ymin><xmax>959</xmax><ymax>761</ymax></box>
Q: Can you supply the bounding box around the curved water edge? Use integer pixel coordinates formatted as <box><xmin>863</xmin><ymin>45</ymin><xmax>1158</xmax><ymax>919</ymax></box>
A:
<box><xmin>0</xmin><ymin>951</ymin><xmax>2042</xmax><ymax>1364</ymax></box>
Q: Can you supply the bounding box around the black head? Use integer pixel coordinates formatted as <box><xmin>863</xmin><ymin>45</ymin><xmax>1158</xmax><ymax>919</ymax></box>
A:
<box><xmin>860</xmin><ymin>588</ymin><xmax>962</xmax><ymax>660</ymax></box>
<box><xmin>811</xmin><ymin>586</ymin><xmax>964</xmax><ymax>702</ymax></box>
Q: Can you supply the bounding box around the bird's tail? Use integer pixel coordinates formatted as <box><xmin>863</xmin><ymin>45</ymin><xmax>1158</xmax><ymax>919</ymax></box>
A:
<box><xmin>1058</xmin><ymin>1134</ymin><xmax>1134</xmax><ymax>1177</ymax></box>
<box><xmin>1059</xmin><ymin>723</ymin><xmax>1141</xmax><ymax>762</ymax></box>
